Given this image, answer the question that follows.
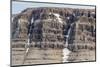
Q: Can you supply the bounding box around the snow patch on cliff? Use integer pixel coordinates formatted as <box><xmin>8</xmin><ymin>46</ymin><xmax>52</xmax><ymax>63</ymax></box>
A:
<box><xmin>49</xmin><ymin>13</ymin><xmax>63</xmax><ymax>24</ymax></box>
<box><xmin>62</xmin><ymin>48</ymin><xmax>71</xmax><ymax>62</ymax></box>
<box><xmin>53</xmin><ymin>13</ymin><xmax>63</xmax><ymax>23</ymax></box>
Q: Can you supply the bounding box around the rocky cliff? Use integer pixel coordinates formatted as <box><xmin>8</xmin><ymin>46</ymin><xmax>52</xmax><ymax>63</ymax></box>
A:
<box><xmin>12</xmin><ymin>7</ymin><xmax>96</xmax><ymax>49</ymax></box>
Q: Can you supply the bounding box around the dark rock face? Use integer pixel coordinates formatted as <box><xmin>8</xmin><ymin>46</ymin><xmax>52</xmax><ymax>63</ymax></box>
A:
<box><xmin>12</xmin><ymin>7</ymin><xmax>96</xmax><ymax>49</ymax></box>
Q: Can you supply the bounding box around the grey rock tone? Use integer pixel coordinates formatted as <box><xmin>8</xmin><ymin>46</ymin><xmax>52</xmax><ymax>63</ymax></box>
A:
<box><xmin>12</xmin><ymin>7</ymin><xmax>96</xmax><ymax>49</ymax></box>
<box><xmin>11</xmin><ymin>7</ymin><xmax>96</xmax><ymax>66</ymax></box>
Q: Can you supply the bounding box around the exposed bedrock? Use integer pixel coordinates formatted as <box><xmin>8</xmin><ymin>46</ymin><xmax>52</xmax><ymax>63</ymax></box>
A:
<box><xmin>12</xmin><ymin>7</ymin><xmax>96</xmax><ymax>50</ymax></box>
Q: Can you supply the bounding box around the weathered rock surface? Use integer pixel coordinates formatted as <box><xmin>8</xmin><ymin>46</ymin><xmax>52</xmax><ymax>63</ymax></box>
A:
<box><xmin>12</xmin><ymin>7</ymin><xmax>96</xmax><ymax>49</ymax></box>
<box><xmin>11</xmin><ymin>7</ymin><xmax>96</xmax><ymax>66</ymax></box>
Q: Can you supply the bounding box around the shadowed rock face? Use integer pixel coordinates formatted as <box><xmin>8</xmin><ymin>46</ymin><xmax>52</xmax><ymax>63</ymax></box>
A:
<box><xmin>12</xmin><ymin>7</ymin><xmax>96</xmax><ymax>49</ymax></box>
<box><xmin>11</xmin><ymin>7</ymin><xmax>96</xmax><ymax>66</ymax></box>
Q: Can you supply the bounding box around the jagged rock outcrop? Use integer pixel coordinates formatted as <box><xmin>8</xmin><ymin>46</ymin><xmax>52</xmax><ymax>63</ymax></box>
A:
<box><xmin>12</xmin><ymin>7</ymin><xmax>96</xmax><ymax>49</ymax></box>
<box><xmin>68</xmin><ymin>16</ymin><xmax>96</xmax><ymax>51</ymax></box>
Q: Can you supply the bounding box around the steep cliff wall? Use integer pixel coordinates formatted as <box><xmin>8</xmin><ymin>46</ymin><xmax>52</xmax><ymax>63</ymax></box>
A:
<box><xmin>12</xmin><ymin>7</ymin><xmax>96</xmax><ymax>49</ymax></box>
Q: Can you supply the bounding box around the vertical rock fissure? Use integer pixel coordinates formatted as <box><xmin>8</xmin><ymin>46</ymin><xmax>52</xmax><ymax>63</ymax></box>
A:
<box><xmin>23</xmin><ymin>16</ymin><xmax>34</xmax><ymax>64</ymax></box>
